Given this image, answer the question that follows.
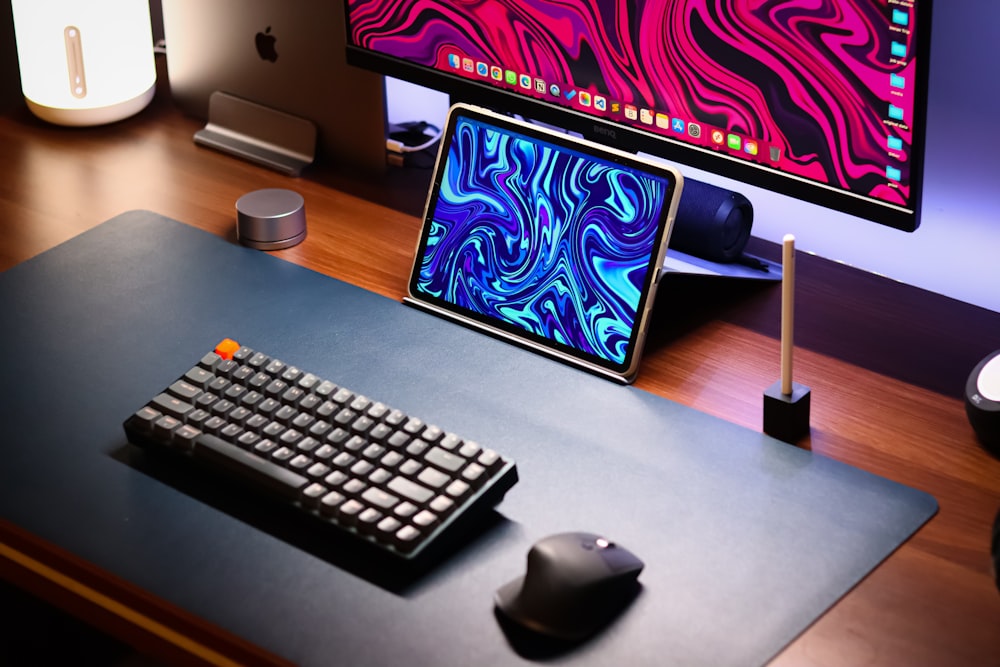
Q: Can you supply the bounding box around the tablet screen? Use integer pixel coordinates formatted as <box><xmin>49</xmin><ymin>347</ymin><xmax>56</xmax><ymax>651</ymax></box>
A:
<box><xmin>407</xmin><ymin>105</ymin><xmax>683</xmax><ymax>382</ymax></box>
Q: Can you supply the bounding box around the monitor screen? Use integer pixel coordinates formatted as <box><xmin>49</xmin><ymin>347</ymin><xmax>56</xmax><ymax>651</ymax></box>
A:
<box><xmin>345</xmin><ymin>0</ymin><xmax>931</xmax><ymax>232</ymax></box>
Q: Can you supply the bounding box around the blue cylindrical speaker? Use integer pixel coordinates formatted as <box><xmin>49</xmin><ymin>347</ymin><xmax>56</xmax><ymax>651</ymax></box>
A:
<box><xmin>669</xmin><ymin>178</ymin><xmax>753</xmax><ymax>263</ymax></box>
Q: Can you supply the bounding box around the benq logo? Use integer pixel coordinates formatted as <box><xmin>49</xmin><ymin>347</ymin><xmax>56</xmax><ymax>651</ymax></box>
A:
<box><xmin>593</xmin><ymin>125</ymin><xmax>617</xmax><ymax>140</ymax></box>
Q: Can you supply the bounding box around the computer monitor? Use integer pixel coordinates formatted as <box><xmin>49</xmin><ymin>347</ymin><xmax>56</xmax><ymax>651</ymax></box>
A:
<box><xmin>344</xmin><ymin>0</ymin><xmax>931</xmax><ymax>233</ymax></box>
<box><xmin>162</xmin><ymin>0</ymin><xmax>387</xmax><ymax>174</ymax></box>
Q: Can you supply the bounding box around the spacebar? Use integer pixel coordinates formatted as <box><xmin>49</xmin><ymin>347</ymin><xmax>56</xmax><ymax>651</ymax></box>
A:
<box><xmin>193</xmin><ymin>434</ymin><xmax>309</xmax><ymax>499</ymax></box>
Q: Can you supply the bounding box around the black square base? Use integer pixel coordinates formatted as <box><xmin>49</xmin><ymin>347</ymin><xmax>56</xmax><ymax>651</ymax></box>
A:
<box><xmin>763</xmin><ymin>381</ymin><xmax>812</xmax><ymax>444</ymax></box>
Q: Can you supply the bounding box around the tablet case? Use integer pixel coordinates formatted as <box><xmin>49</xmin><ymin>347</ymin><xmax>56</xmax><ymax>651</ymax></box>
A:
<box><xmin>406</xmin><ymin>104</ymin><xmax>683</xmax><ymax>383</ymax></box>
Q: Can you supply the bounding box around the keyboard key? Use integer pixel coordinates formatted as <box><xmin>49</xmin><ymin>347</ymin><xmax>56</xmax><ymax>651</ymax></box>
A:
<box><xmin>237</xmin><ymin>431</ymin><xmax>260</xmax><ymax>449</ymax></box>
<box><xmin>446</xmin><ymin>479</ymin><xmax>470</xmax><ymax>499</ymax></box>
<box><xmin>224</xmin><ymin>384</ymin><xmax>247</xmax><ymax>403</ymax></box>
<box><xmin>367</xmin><ymin>402</ymin><xmax>389</xmax><ymax>421</ymax></box>
<box><xmin>152</xmin><ymin>393</ymin><xmax>193</xmax><ymax>419</ymax></box>
<box><xmin>380</xmin><ymin>451</ymin><xmax>404</xmax><ymax>468</ymax></box>
<box><xmin>418</xmin><ymin>467</ymin><xmax>450</xmax><ymax>489</ymax></box>
<box><xmin>254</xmin><ymin>439</ymin><xmax>277</xmax><ymax>456</ymax></box>
<box><xmin>320</xmin><ymin>491</ymin><xmax>346</xmax><ymax>515</ymax></box>
<box><xmin>388</xmin><ymin>476</ymin><xmax>434</xmax><ymax>505</ymax></box>
<box><xmin>131</xmin><ymin>406</ymin><xmax>161</xmax><ymax>430</ymax></box>
<box><xmin>154</xmin><ymin>415</ymin><xmax>181</xmax><ymax>438</ymax></box>
<box><xmin>413</xmin><ymin>510</ymin><xmax>438</xmax><ymax>528</ymax></box>
<box><xmin>351</xmin><ymin>461</ymin><xmax>375</xmax><ymax>477</ymax></box>
<box><xmin>343</xmin><ymin>478</ymin><xmax>367</xmax><ymax>496</ymax></box>
<box><xmin>403</xmin><ymin>417</ymin><xmax>425</xmax><ymax>436</ymax></box>
<box><xmin>422</xmin><ymin>425</ymin><xmax>444</xmax><ymax>443</ymax></box>
<box><xmin>425</xmin><ymin>447</ymin><xmax>465</xmax><ymax>473</ymax></box>
<box><xmin>406</xmin><ymin>439</ymin><xmax>428</xmax><ymax>457</ymax></box>
<box><xmin>245</xmin><ymin>414</ymin><xmax>269</xmax><ymax>433</ymax></box>
<box><xmin>332</xmin><ymin>388</ymin><xmax>354</xmax><ymax>405</ymax></box>
<box><xmin>315</xmin><ymin>400</ymin><xmax>338</xmax><ymax>419</ymax></box>
<box><xmin>478</xmin><ymin>449</ymin><xmax>501</xmax><ymax>469</ymax></box>
<box><xmin>264</xmin><ymin>379</ymin><xmax>288</xmax><ymax>397</ymax></box>
<box><xmin>315</xmin><ymin>380</ymin><xmax>337</xmax><ymax>397</ymax></box>
<box><xmin>298</xmin><ymin>373</ymin><xmax>320</xmax><ymax>390</ymax></box>
<box><xmin>459</xmin><ymin>441</ymin><xmax>481</xmax><ymax>459</ymax></box>
<box><xmin>387</xmin><ymin>431</ymin><xmax>410</xmax><ymax>449</ymax></box>
<box><xmin>429</xmin><ymin>495</ymin><xmax>454</xmax><ymax>515</ymax></box>
<box><xmin>232</xmin><ymin>366</ymin><xmax>253</xmax><ymax>383</ymax></box>
<box><xmin>307</xmin><ymin>462</ymin><xmax>331</xmax><ymax>480</ymax></box>
<box><xmin>184</xmin><ymin>367</ymin><xmax>213</xmax><ymax>388</ymax></box>
<box><xmin>271</xmin><ymin>446</ymin><xmax>295</xmax><ymax>464</ymax></box>
<box><xmin>398</xmin><ymin>459</ymin><xmax>422</xmax><ymax>477</ymax></box>
<box><xmin>275</xmin><ymin>405</ymin><xmax>297</xmax><ymax>424</ymax></box>
<box><xmin>186</xmin><ymin>408</ymin><xmax>211</xmax><ymax>429</ymax></box>
<box><xmin>339</xmin><ymin>499</ymin><xmax>364</xmax><ymax>523</ymax></box>
<box><xmin>369</xmin><ymin>468</ymin><xmax>391</xmax><ymax>486</ymax></box>
<box><xmin>302</xmin><ymin>483</ymin><xmax>328</xmax><ymax>507</ymax></box>
<box><xmin>376</xmin><ymin>516</ymin><xmax>402</xmax><ymax>539</ymax></box>
<box><xmin>241</xmin><ymin>391</ymin><xmax>263</xmax><ymax>409</ymax></box>
<box><xmin>202</xmin><ymin>415</ymin><xmax>226</xmax><ymax>435</ymax></box>
<box><xmin>199</xmin><ymin>352</ymin><xmax>222</xmax><ymax>369</ymax></box>
<box><xmin>395</xmin><ymin>525</ymin><xmax>422</xmax><ymax>551</ymax></box>
<box><xmin>210</xmin><ymin>399</ymin><xmax>235</xmax><ymax>417</ymax></box>
<box><xmin>213</xmin><ymin>338</ymin><xmax>240</xmax><ymax>360</ymax></box>
<box><xmin>394</xmin><ymin>502</ymin><xmax>418</xmax><ymax>518</ymax></box>
<box><xmin>207</xmin><ymin>376</ymin><xmax>230</xmax><ymax>394</ymax></box>
<box><xmin>358</xmin><ymin>508</ymin><xmax>383</xmax><ymax>532</ymax></box>
<box><xmin>296</xmin><ymin>436</ymin><xmax>320</xmax><ymax>454</ymax></box>
<box><xmin>248</xmin><ymin>352</ymin><xmax>269</xmax><ymax>369</ymax></box>
<box><xmin>289</xmin><ymin>454</ymin><xmax>312</xmax><ymax>471</ymax></box>
<box><xmin>313</xmin><ymin>444</ymin><xmax>336</xmax><ymax>461</ymax></box>
<box><xmin>299</xmin><ymin>394</ymin><xmax>322</xmax><ymax>413</ymax></box>
<box><xmin>462</xmin><ymin>462</ymin><xmax>486</xmax><ymax>485</ymax></box>
<box><xmin>194</xmin><ymin>433</ymin><xmax>308</xmax><ymax>498</ymax></box>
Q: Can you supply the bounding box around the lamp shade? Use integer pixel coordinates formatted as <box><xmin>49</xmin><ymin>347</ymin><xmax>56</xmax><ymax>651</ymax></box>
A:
<box><xmin>11</xmin><ymin>0</ymin><xmax>156</xmax><ymax>126</ymax></box>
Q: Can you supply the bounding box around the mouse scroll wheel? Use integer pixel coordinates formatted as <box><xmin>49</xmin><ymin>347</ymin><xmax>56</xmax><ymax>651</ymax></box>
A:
<box><xmin>595</xmin><ymin>538</ymin><xmax>614</xmax><ymax>549</ymax></box>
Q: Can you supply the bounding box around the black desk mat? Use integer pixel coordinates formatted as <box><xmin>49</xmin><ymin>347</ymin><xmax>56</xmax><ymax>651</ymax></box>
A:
<box><xmin>0</xmin><ymin>211</ymin><xmax>937</xmax><ymax>666</ymax></box>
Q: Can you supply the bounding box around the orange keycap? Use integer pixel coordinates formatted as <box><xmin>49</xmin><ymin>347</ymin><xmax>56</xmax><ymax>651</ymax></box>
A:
<box><xmin>214</xmin><ymin>338</ymin><xmax>240</xmax><ymax>360</ymax></box>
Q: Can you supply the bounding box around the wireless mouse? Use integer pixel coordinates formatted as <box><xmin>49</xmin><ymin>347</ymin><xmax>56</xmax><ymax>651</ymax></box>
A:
<box><xmin>494</xmin><ymin>532</ymin><xmax>644</xmax><ymax>642</ymax></box>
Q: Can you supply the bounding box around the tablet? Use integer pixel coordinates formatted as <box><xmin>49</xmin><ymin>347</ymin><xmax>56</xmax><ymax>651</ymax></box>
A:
<box><xmin>405</xmin><ymin>104</ymin><xmax>684</xmax><ymax>383</ymax></box>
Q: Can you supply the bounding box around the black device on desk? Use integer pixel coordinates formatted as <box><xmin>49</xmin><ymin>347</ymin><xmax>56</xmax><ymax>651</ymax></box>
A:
<box><xmin>404</xmin><ymin>104</ymin><xmax>684</xmax><ymax>384</ymax></box>
<box><xmin>345</xmin><ymin>0</ymin><xmax>932</xmax><ymax>236</ymax></box>
<box><xmin>123</xmin><ymin>337</ymin><xmax>518</xmax><ymax>563</ymax></box>
<box><xmin>495</xmin><ymin>532</ymin><xmax>645</xmax><ymax>642</ymax></box>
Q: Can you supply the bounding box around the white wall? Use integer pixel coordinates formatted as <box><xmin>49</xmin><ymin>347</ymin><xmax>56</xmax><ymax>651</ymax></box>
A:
<box><xmin>386</xmin><ymin>2</ymin><xmax>1000</xmax><ymax>314</ymax></box>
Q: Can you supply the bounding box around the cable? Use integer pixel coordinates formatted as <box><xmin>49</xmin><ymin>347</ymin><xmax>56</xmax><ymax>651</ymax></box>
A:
<box><xmin>385</xmin><ymin>121</ymin><xmax>441</xmax><ymax>154</ymax></box>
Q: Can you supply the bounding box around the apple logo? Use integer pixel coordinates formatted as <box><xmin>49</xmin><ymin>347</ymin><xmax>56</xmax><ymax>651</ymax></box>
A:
<box><xmin>255</xmin><ymin>26</ymin><xmax>278</xmax><ymax>63</ymax></box>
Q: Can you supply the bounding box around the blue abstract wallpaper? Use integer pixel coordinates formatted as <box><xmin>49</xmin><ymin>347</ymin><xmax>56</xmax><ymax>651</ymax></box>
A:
<box><xmin>415</xmin><ymin>116</ymin><xmax>671</xmax><ymax>365</ymax></box>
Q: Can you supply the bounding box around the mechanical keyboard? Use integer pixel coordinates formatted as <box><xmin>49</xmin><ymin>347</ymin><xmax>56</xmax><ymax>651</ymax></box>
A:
<box><xmin>123</xmin><ymin>338</ymin><xmax>519</xmax><ymax>561</ymax></box>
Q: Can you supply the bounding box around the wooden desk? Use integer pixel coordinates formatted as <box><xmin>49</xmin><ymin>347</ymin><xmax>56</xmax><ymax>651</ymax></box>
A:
<box><xmin>1</xmin><ymin>75</ymin><xmax>998</xmax><ymax>666</ymax></box>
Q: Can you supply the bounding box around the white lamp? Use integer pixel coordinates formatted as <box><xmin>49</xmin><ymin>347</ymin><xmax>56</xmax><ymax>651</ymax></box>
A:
<box><xmin>10</xmin><ymin>0</ymin><xmax>157</xmax><ymax>126</ymax></box>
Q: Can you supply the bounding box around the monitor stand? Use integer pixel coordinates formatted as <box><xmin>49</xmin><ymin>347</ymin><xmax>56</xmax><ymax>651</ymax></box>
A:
<box><xmin>194</xmin><ymin>91</ymin><xmax>317</xmax><ymax>177</ymax></box>
<box><xmin>642</xmin><ymin>158</ymin><xmax>782</xmax><ymax>283</ymax></box>
<box><xmin>662</xmin><ymin>246</ymin><xmax>780</xmax><ymax>282</ymax></box>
